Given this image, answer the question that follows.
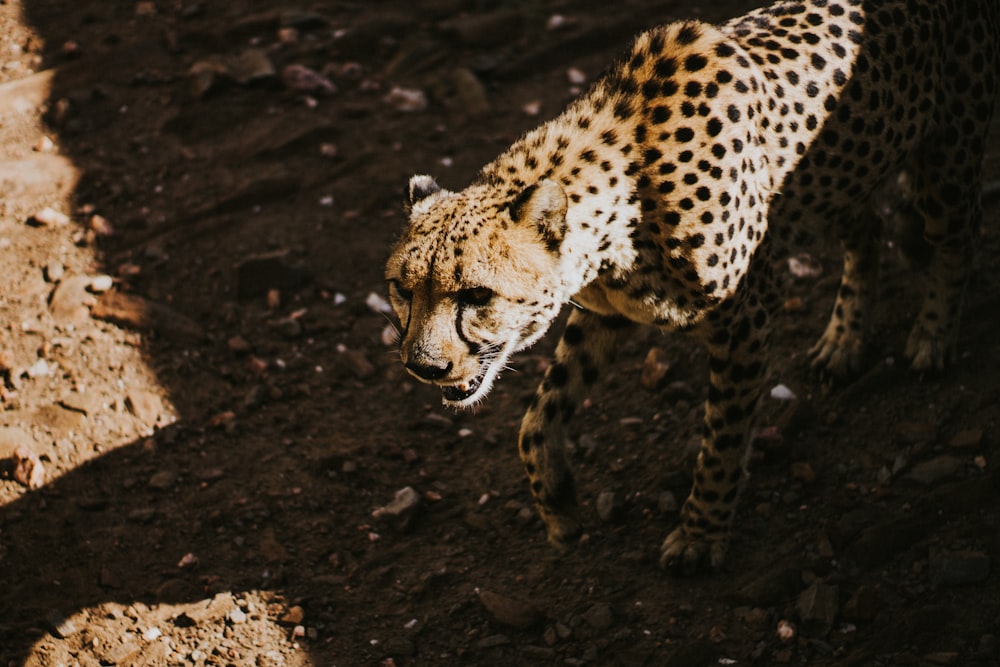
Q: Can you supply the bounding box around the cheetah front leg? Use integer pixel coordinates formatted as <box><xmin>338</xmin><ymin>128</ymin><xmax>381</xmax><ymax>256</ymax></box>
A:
<box><xmin>904</xmin><ymin>166</ymin><xmax>980</xmax><ymax>371</ymax></box>
<box><xmin>519</xmin><ymin>309</ymin><xmax>634</xmax><ymax>547</ymax></box>
<box><xmin>808</xmin><ymin>219</ymin><xmax>880</xmax><ymax>377</ymax></box>
<box><xmin>660</xmin><ymin>298</ymin><xmax>770</xmax><ymax>573</ymax></box>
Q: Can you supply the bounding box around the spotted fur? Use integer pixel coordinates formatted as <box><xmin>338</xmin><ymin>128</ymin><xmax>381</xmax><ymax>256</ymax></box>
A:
<box><xmin>385</xmin><ymin>0</ymin><xmax>999</xmax><ymax>571</ymax></box>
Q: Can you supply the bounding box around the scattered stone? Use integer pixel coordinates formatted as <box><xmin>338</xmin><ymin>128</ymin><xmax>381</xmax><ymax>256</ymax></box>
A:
<box><xmin>280</xmin><ymin>605</ymin><xmax>304</xmax><ymax>624</ymax></box>
<box><xmin>148</xmin><ymin>470</ymin><xmax>177</xmax><ymax>490</ymax></box>
<box><xmin>373</xmin><ymin>486</ymin><xmax>421</xmax><ymax>531</ymax></box>
<box><xmin>227</xmin><ymin>48</ymin><xmax>275</xmax><ymax>85</ymax></box>
<box><xmin>337</xmin><ymin>345</ymin><xmax>376</xmax><ymax>379</ymax></box>
<box><xmin>790</xmin><ymin>462</ymin><xmax>816</xmax><ymax>484</ymax></box>
<box><xmin>787</xmin><ymin>253</ymin><xmax>823</xmax><ymax>279</ymax></box>
<box><xmin>88</xmin><ymin>214</ymin><xmax>114</xmax><ymax>236</ymax></box>
<box><xmin>26</xmin><ymin>359</ymin><xmax>51</xmax><ymax>378</ymax></box>
<box><xmin>796</xmin><ymin>582</ymin><xmax>839</xmax><ymax>634</ymax></box>
<box><xmin>126</xmin><ymin>389</ymin><xmax>164</xmax><ymax>426</ymax></box>
<box><xmin>657</xmin><ymin>490</ymin><xmax>679</xmax><ymax>513</ymax></box>
<box><xmin>282</xmin><ymin>64</ymin><xmax>336</xmax><ymax>95</ymax></box>
<box><xmin>596</xmin><ymin>490</ymin><xmax>624</xmax><ymax>522</ymax></box>
<box><xmin>476</xmin><ymin>634</ymin><xmax>509</xmax><ymax>649</ymax></box>
<box><xmin>384</xmin><ymin>86</ymin><xmax>428</xmax><ymax>113</ymax></box>
<box><xmin>566</xmin><ymin>67</ymin><xmax>587</xmax><ymax>85</ymax></box>
<box><xmin>932</xmin><ymin>550</ymin><xmax>990</xmax><ymax>587</ymax></box>
<box><xmin>47</xmin><ymin>610</ymin><xmax>79</xmax><ymax>638</ymax></box>
<box><xmin>235</xmin><ymin>250</ymin><xmax>310</xmax><ymax>299</ymax></box>
<box><xmin>640</xmin><ymin>347</ymin><xmax>671</xmax><ymax>390</ymax></box>
<box><xmin>29</xmin><ymin>206</ymin><xmax>70</xmax><ymax>226</ymax></box>
<box><xmin>736</xmin><ymin>568</ymin><xmax>801</xmax><ymax>607</ymax></box>
<box><xmin>92</xmin><ymin>291</ymin><xmax>205</xmax><ymax>340</ymax></box>
<box><xmin>581</xmin><ymin>603</ymin><xmax>613</xmax><ymax>630</ymax></box>
<box><xmin>59</xmin><ymin>392</ymin><xmax>100</xmax><ymax>416</ymax></box>
<box><xmin>13</xmin><ymin>446</ymin><xmax>45</xmax><ymax>489</ymax></box>
<box><xmin>44</xmin><ymin>260</ymin><xmax>64</xmax><ymax>282</ymax></box>
<box><xmin>906</xmin><ymin>456</ymin><xmax>963</xmax><ymax>485</ymax></box>
<box><xmin>476</xmin><ymin>589</ymin><xmax>544</xmax><ymax>629</ymax></box>
<box><xmin>228</xmin><ymin>335</ymin><xmax>252</xmax><ymax>353</ymax></box>
<box><xmin>88</xmin><ymin>274</ymin><xmax>114</xmax><ymax>292</ymax></box>
<box><xmin>382</xmin><ymin>636</ymin><xmax>416</xmax><ymax>657</ymax></box>
<box><xmin>177</xmin><ymin>552</ymin><xmax>199</xmax><ymax>568</ymax></box>
<box><xmin>770</xmin><ymin>383</ymin><xmax>797</xmax><ymax>401</ymax></box>
<box><xmin>776</xmin><ymin>619</ymin><xmax>796</xmax><ymax>642</ymax></box>
<box><xmin>49</xmin><ymin>274</ymin><xmax>95</xmax><ymax>324</ymax></box>
<box><xmin>949</xmin><ymin>428</ymin><xmax>983</xmax><ymax>449</ymax></box>
<box><xmin>274</xmin><ymin>317</ymin><xmax>302</xmax><ymax>339</ymax></box>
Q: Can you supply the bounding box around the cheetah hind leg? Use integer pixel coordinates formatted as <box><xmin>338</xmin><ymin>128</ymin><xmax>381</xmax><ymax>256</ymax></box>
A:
<box><xmin>808</xmin><ymin>220</ymin><xmax>880</xmax><ymax>378</ymax></box>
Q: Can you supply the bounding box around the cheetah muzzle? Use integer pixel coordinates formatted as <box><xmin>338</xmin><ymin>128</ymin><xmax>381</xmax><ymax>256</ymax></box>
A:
<box><xmin>385</xmin><ymin>0</ymin><xmax>999</xmax><ymax>573</ymax></box>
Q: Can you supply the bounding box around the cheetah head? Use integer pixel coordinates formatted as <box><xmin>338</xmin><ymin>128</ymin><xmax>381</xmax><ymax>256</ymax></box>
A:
<box><xmin>385</xmin><ymin>174</ymin><xmax>570</xmax><ymax>408</ymax></box>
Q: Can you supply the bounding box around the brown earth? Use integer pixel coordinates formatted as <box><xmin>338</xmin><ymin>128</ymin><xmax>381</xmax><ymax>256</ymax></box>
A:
<box><xmin>1</xmin><ymin>1</ymin><xmax>999</xmax><ymax>666</ymax></box>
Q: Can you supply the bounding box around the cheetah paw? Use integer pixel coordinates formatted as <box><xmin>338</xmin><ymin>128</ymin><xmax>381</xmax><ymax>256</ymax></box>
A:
<box><xmin>904</xmin><ymin>323</ymin><xmax>953</xmax><ymax>372</ymax></box>
<box><xmin>540</xmin><ymin>509</ymin><xmax>583</xmax><ymax>549</ymax></box>
<box><xmin>808</xmin><ymin>330</ymin><xmax>865</xmax><ymax>378</ymax></box>
<box><xmin>659</xmin><ymin>527</ymin><xmax>727</xmax><ymax>574</ymax></box>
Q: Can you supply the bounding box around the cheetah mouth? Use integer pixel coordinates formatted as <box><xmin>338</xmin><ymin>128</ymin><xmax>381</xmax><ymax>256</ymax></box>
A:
<box><xmin>441</xmin><ymin>376</ymin><xmax>482</xmax><ymax>403</ymax></box>
<box><xmin>439</xmin><ymin>340</ymin><xmax>517</xmax><ymax>409</ymax></box>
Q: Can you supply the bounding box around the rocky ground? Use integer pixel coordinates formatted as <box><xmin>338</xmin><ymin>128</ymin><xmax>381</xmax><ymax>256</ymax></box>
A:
<box><xmin>0</xmin><ymin>1</ymin><xmax>998</xmax><ymax>666</ymax></box>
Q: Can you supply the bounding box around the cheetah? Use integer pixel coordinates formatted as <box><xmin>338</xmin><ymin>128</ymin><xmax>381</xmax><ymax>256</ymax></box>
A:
<box><xmin>385</xmin><ymin>0</ymin><xmax>999</xmax><ymax>571</ymax></box>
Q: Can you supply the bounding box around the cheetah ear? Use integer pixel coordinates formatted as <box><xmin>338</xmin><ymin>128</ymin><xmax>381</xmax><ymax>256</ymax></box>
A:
<box><xmin>405</xmin><ymin>174</ymin><xmax>441</xmax><ymax>212</ymax></box>
<box><xmin>508</xmin><ymin>179</ymin><xmax>568</xmax><ymax>251</ymax></box>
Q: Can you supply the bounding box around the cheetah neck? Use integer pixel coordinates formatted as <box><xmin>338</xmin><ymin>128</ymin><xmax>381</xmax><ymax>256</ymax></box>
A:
<box><xmin>481</xmin><ymin>96</ymin><xmax>642</xmax><ymax>303</ymax></box>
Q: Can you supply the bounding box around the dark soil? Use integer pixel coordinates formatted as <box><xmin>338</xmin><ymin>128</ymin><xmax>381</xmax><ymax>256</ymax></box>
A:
<box><xmin>1</xmin><ymin>1</ymin><xmax>998</xmax><ymax>666</ymax></box>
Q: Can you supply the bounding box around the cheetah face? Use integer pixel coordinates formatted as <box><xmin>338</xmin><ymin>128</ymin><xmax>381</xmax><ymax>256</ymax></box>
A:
<box><xmin>385</xmin><ymin>176</ymin><xmax>568</xmax><ymax>407</ymax></box>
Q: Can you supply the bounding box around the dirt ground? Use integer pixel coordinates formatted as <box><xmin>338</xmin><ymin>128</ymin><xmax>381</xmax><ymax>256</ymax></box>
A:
<box><xmin>1</xmin><ymin>1</ymin><xmax>998</xmax><ymax>666</ymax></box>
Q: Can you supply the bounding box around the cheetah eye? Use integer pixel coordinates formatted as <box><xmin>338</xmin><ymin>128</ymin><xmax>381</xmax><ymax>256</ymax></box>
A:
<box><xmin>389</xmin><ymin>279</ymin><xmax>412</xmax><ymax>301</ymax></box>
<box><xmin>457</xmin><ymin>287</ymin><xmax>494</xmax><ymax>307</ymax></box>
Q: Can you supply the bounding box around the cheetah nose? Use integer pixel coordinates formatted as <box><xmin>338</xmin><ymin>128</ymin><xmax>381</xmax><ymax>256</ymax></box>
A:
<box><xmin>405</xmin><ymin>360</ymin><xmax>453</xmax><ymax>382</ymax></box>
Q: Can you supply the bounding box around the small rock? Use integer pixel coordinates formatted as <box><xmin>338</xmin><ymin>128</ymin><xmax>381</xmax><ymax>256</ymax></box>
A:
<box><xmin>226</xmin><ymin>48</ymin><xmax>275</xmax><ymax>85</ymax></box>
<box><xmin>29</xmin><ymin>206</ymin><xmax>70</xmax><ymax>226</ymax></box>
<box><xmin>177</xmin><ymin>552</ymin><xmax>199</xmax><ymax>568</ymax></box>
<box><xmin>149</xmin><ymin>470</ymin><xmax>177</xmax><ymax>489</ymax></box>
<box><xmin>949</xmin><ymin>428</ymin><xmax>983</xmax><ymax>449</ymax></box>
<box><xmin>787</xmin><ymin>253</ymin><xmax>823</xmax><ymax>279</ymax></box>
<box><xmin>227</xmin><ymin>607</ymin><xmax>247</xmax><ymax>624</ymax></box>
<box><xmin>382</xmin><ymin>636</ymin><xmax>416</xmax><ymax>657</ymax></box>
<box><xmin>476</xmin><ymin>634</ymin><xmax>509</xmax><ymax>649</ymax></box>
<box><xmin>796</xmin><ymin>582</ymin><xmax>839</xmax><ymax>634</ymax></box>
<box><xmin>790</xmin><ymin>462</ymin><xmax>816</xmax><ymax>483</ymax></box>
<box><xmin>906</xmin><ymin>455</ymin><xmax>963</xmax><ymax>485</ymax></box>
<box><xmin>640</xmin><ymin>347</ymin><xmax>670</xmax><ymax>390</ymax></box>
<box><xmin>384</xmin><ymin>86</ymin><xmax>428</xmax><ymax>113</ymax></box>
<box><xmin>566</xmin><ymin>67</ymin><xmax>587</xmax><ymax>85</ymax></box>
<box><xmin>13</xmin><ymin>446</ymin><xmax>45</xmax><ymax>489</ymax></box>
<box><xmin>47</xmin><ymin>611</ymin><xmax>78</xmax><ymax>638</ymax></box>
<box><xmin>26</xmin><ymin>359</ymin><xmax>51</xmax><ymax>378</ymax></box>
<box><xmin>49</xmin><ymin>274</ymin><xmax>94</xmax><ymax>324</ymax></box>
<box><xmin>477</xmin><ymin>589</ymin><xmax>544</xmax><ymax>629</ymax></box>
<box><xmin>596</xmin><ymin>490</ymin><xmax>624</xmax><ymax>522</ymax></box>
<box><xmin>582</xmin><ymin>603</ymin><xmax>614</xmax><ymax>630</ymax></box>
<box><xmin>657</xmin><ymin>490</ymin><xmax>679</xmax><ymax>513</ymax></box>
<box><xmin>227</xmin><ymin>336</ymin><xmax>252</xmax><ymax>353</ymax></box>
<box><xmin>776</xmin><ymin>619</ymin><xmax>796</xmax><ymax>642</ymax></box>
<box><xmin>127</xmin><ymin>389</ymin><xmax>164</xmax><ymax>426</ymax></box>
<box><xmin>92</xmin><ymin>291</ymin><xmax>205</xmax><ymax>341</ymax></box>
<box><xmin>373</xmin><ymin>486</ymin><xmax>421</xmax><ymax>531</ymax></box>
<box><xmin>89</xmin><ymin>214</ymin><xmax>114</xmax><ymax>236</ymax></box>
<box><xmin>89</xmin><ymin>274</ymin><xmax>114</xmax><ymax>292</ymax></box>
<box><xmin>44</xmin><ymin>260</ymin><xmax>64</xmax><ymax>282</ymax></box>
<box><xmin>281</xmin><ymin>64</ymin><xmax>336</xmax><ymax>95</ymax></box>
<box><xmin>770</xmin><ymin>383</ymin><xmax>797</xmax><ymax>401</ymax></box>
<box><xmin>280</xmin><ymin>605</ymin><xmax>304</xmax><ymax>624</ymax></box>
<box><xmin>932</xmin><ymin>550</ymin><xmax>990</xmax><ymax>587</ymax></box>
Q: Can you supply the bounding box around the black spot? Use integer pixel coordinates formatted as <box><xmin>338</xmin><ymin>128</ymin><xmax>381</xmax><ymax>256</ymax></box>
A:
<box><xmin>675</xmin><ymin>127</ymin><xmax>695</xmax><ymax>142</ymax></box>
<box><xmin>654</xmin><ymin>57</ymin><xmax>678</xmax><ymax>78</ymax></box>
<box><xmin>707</xmin><ymin>117</ymin><xmax>723</xmax><ymax>136</ymax></box>
<box><xmin>676</xmin><ymin>23</ymin><xmax>700</xmax><ymax>45</ymax></box>
<box><xmin>685</xmin><ymin>54</ymin><xmax>708</xmax><ymax>72</ymax></box>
